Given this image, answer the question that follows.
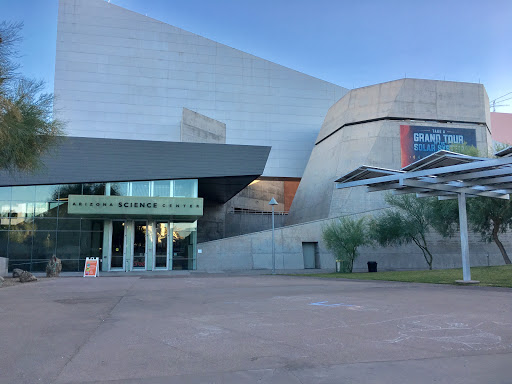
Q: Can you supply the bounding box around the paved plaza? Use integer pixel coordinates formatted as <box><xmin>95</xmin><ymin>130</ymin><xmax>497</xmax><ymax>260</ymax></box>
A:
<box><xmin>0</xmin><ymin>274</ymin><xmax>511</xmax><ymax>383</ymax></box>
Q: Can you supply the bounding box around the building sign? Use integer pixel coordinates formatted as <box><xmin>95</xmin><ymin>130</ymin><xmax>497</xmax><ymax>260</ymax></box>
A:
<box><xmin>68</xmin><ymin>195</ymin><xmax>203</xmax><ymax>220</ymax></box>
<box><xmin>400</xmin><ymin>125</ymin><xmax>477</xmax><ymax>167</ymax></box>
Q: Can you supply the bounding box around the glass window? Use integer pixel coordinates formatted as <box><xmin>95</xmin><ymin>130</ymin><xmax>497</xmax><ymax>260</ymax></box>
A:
<box><xmin>57</xmin><ymin>218</ymin><xmax>81</xmax><ymax>231</ymax></box>
<box><xmin>81</xmin><ymin>219</ymin><xmax>104</xmax><ymax>232</ymax></box>
<box><xmin>57</xmin><ymin>202</ymin><xmax>71</xmax><ymax>217</ymax></box>
<box><xmin>34</xmin><ymin>218</ymin><xmax>57</xmax><ymax>231</ymax></box>
<box><xmin>8</xmin><ymin>231</ymin><xmax>33</xmax><ymax>263</ymax></box>
<box><xmin>0</xmin><ymin>187</ymin><xmax>12</xmax><ymax>200</ymax></box>
<box><xmin>153</xmin><ymin>180</ymin><xmax>171</xmax><ymax>197</ymax></box>
<box><xmin>172</xmin><ymin>222</ymin><xmax>197</xmax><ymax>270</ymax></box>
<box><xmin>111</xmin><ymin>182</ymin><xmax>128</xmax><ymax>196</ymax></box>
<box><xmin>57</xmin><ymin>184</ymin><xmax>82</xmax><ymax>200</ymax></box>
<box><xmin>83</xmin><ymin>183</ymin><xmax>106</xmax><ymax>195</ymax></box>
<box><xmin>55</xmin><ymin>231</ymin><xmax>80</xmax><ymax>260</ymax></box>
<box><xmin>174</xmin><ymin>179</ymin><xmax>198</xmax><ymax>197</ymax></box>
<box><xmin>10</xmin><ymin>202</ymin><xmax>34</xmax><ymax>218</ymax></box>
<box><xmin>35</xmin><ymin>202</ymin><xmax>59</xmax><ymax>217</ymax></box>
<box><xmin>11</xmin><ymin>186</ymin><xmax>36</xmax><ymax>202</ymax></box>
<box><xmin>60</xmin><ymin>259</ymin><xmax>79</xmax><ymax>272</ymax></box>
<box><xmin>0</xmin><ymin>217</ymin><xmax>9</xmax><ymax>230</ymax></box>
<box><xmin>131</xmin><ymin>181</ymin><xmax>150</xmax><ymax>197</ymax></box>
<box><xmin>0</xmin><ymin>201</ymin><xmax>11</xmax><ymax>217</ymax></box>
<box><xmin>35</xmin><ymin>185</ymin><xmax>60</xmax><ymax>202</ymax></box>
<box><xmin>9</xmin><ymin>217</ymin><xmax>35</xmax><ymax>231</ymax></box>
<box><xmin>0</xmin><ymin>231</ymin><xmax>8</xmax><ymax>257</ymax></box>
<box><xmin>32</xmin><ymin>231</ymin><xmax>56</xmax><ymax>260</ymax></box>
<box><xmin>80</xmin><ymin>231</ymin><xmax>103</xmax><ymax>258</ymax></box>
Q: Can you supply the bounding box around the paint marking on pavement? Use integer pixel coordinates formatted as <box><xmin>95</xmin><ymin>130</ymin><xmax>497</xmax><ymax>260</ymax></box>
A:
<box><xmin>310</xmin><ymin>301</ymin><xmax>355</xmax><ymax>307</ymax></box>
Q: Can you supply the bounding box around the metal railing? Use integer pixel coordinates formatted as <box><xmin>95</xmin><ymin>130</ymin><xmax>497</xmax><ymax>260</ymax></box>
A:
<box><xmin>228</xmin><ymin>207</ymin><xmax>288</xmax><ymax>215</ymax></box>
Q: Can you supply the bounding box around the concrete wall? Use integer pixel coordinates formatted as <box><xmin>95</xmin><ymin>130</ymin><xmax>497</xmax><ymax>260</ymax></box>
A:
<box><xmin>197</xmin><ymin>215</ymin><xmax>511</xmax><ymax>273</ymax></box>
<box><xmin>198</xmin><ymin>179</ymin><xmax>289</xmax><ymax>242</ymax></box>
<box><xmin>55</xmin><ymin>0</ymin><xmax>348</xmax><ymax>178</ymax></box>
<box><xmin>181</xmin><ymin>108</ymin><xmax>226</xmax><ymax>144</ymax></box>
<box><xmin>287</xmin><ymin>79</ymin><xmax>492</xmax><ymax>225</ymax></box>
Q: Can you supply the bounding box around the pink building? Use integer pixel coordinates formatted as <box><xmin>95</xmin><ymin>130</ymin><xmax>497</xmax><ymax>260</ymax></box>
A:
<box><xmin>491</xmin><ymin>112</ymin><xmax>512</xmax><ymax>145</ymax></box>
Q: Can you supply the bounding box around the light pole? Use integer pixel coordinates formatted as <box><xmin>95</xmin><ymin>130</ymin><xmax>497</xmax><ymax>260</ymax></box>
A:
<box><xmin>268</xmin><ymin>197</ymin><xmax>278</xmax><ymax>275</ymax></box>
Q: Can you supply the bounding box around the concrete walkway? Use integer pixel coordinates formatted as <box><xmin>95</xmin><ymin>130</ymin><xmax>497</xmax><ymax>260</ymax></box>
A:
<box><xmin>0</xmin><ymin>275</ymin><xmax>510</xmax><ymax>383</ymax></box>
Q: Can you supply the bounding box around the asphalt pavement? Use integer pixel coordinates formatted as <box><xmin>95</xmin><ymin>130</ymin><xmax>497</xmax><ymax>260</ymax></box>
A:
<box><xmin>0</xmin><ymin>274</ymin><xmax>510</xmax><ymax>383</ymax></box>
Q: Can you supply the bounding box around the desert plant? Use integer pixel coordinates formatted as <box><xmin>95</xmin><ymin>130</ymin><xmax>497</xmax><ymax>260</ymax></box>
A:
<box><xmin>322</xmin><ymin>216</ymin><xmax>369</xmax><ymax>272</ymax></box>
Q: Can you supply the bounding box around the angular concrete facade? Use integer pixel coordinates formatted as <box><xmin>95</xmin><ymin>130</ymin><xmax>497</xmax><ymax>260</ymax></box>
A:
<box><xmin>55</xmin><ymin>0</ymin><xmax>348</xmax><ymax>178</ymax></box>
<box><xmin>287</xmin><ymin>79</ymin><xmax>492</xmax><ymax>225</ymax></box>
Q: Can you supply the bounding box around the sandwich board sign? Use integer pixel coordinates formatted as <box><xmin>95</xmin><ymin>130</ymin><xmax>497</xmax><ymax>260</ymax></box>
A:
<box><xmin>84</xmin><ymin>257</ymin><xmax>99</xmax><ymax>277</ymax></box>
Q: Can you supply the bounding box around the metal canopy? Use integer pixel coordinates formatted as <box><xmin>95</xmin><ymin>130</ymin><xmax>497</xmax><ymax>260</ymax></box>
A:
<box><xmin>335</xmin><ymin>150</ymin><xmax>512</xmax><ymax>282</ymax></box>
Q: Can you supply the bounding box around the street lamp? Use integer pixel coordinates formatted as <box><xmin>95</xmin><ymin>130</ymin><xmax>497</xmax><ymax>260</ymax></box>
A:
<box><xmin>268</xmin><ymin>197</ymin><xmax>278</xmax><ymax>274</ymax></box>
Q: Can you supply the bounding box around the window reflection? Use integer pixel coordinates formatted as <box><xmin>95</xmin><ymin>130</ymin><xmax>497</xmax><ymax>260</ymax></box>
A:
<box><xmin>153</xmin><ymin>180</ymin><xmax>171</xmax><ymax>197</ymax></box>
<box><xmin>35</xmin><ymin>185</ymin><xmax>60</xmax><ymax>202</ymax></box>
<box><xmin>11</xmin><ymin>186</ymin><xmax>35</xmax><ymax>202</ymax></box>
<box><xmin>9</xmin><ymin>218</ymin><xmax>35</xmax><ymax>231</ymax></box>
<box><xmin>35</xmin><ymin>202</ymin><xmax>59</xmax><ymax>217</ymax></box>
<box><xmin>10</xmin><ymin>202</ymin><xmax>34</xmax><ymax>218</ymax></box>
<box><xmin>172</xmin><ymin>222</ymin><xmax>197</xmax><ymax>270</ymax></box>
<box><xmin>0</xmin><ymin>201</ymin><xmax>11</xmax><ymax>217</ymax></box>
<box><xmin>57</xmin><ymin>184</ymin><xmax>82</xmax><ymax>200</ymax></box>
<box><xmin>174</xmin><ymin>180</ymin><xmax>198</xmax><ymax>197</ymax></box>
<box><xmin>111</xmin><ymin>182</ymin><xmax>128</xmax><ymax>196</ymax></box>
<box><xmin>131</xmin><ymin>181</ymin><xmax>150</xmax><ymax>197</ymax></box>
<box><xmin>83</xmin><ymin>183</ymin><xmax>106</xmax><ymax>195</ymax></box>
<box><xmin>0</xmin><ymin>187</ymin><xmax>12</xmax><ymax>200</ymax></box>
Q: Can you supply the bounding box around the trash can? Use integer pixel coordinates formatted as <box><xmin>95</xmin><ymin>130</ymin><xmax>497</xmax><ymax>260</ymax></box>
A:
<box><xmin>367</xmin><ymin>261</ymin><xmax>377</xmax><ymax>273</ymax></box>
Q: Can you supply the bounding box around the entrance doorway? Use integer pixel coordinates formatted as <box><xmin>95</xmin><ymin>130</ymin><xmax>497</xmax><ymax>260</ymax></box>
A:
<box><xmin>302</xmin><ymin>242</ymin><xmax>318</xmax><ymax>269</ymax></box>
<box><xmin>132</xmin><ymin>221</ymin><xmax>147</xmax><ymax>269</ymax></box>
<box><xmin>154</xmin><ymin>222</ymin><xmax>170</xmax><ymax>270</ymax></box>
<box><xmin>110</xmin><ymin>220</ymin><xmax>126</xmax><ymax>270</ymax></box>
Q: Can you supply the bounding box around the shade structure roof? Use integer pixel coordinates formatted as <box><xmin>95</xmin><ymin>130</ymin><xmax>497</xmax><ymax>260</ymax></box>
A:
<box><xmin>0</xmin><ymin>137</ymin><xmax>271</xmax><ymax>203</ymax></box>
<box><xmin>335</xmin><ymin>148</ymin><xmax>512</xmax><ymax>283</ymax></box>
<box><xmin>336</xmin><ymin>150</ymin><xmax>512</xmax><ymax>200</ymax></box>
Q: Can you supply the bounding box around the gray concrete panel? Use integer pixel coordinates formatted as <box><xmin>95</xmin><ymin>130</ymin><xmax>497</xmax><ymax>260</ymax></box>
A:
<box><xmin>316</xmin><ymin>79</ymin><xmax>490</xmax><ymax>145</ymax></box>
<box><xmin>181</xmin><ymin>108</ymin><xmax>226</xmax><ymax>144</ymax></box>
<box><xmin>55</xmin><ymin>0</ymin><xmax>348</xmax><ymax>179</ymax></box>
<box><xmin>198</xmin><ymin>212</ymin><xmax>512</xmax><ymax>273</ymax></box>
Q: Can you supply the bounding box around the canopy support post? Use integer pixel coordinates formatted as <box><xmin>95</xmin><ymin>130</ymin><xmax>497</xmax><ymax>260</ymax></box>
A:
<box><xmin>458</xmin><ymin>192</ymin><xmax>472</xmax><ymax>281</ymax></box>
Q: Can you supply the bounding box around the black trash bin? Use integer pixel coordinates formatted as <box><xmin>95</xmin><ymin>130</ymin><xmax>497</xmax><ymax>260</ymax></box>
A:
<box><xmin>367</xmin><ymin>261</ymin><xmax>377</xmax><ymax>273</ymax></box>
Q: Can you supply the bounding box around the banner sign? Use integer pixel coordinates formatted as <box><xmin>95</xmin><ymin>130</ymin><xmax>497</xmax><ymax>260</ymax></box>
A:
<box><xmin>68</xmin><ymin>195</ymin><xmax>203</xmax><ymax>221</ymax></box>
<box><xmin>84</xmin><ymin>257</ymin><xmax>99</xmax><ymax>277</ymax></box>
<box><xmin>400</xmin><ymin>125</ymin><xmax>477</xmax><ymax>167</ymax></box>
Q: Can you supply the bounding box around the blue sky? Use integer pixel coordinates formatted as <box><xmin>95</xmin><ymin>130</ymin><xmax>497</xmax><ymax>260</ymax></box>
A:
<box><xmin>2</xmin><ymin>0</ymin><xmax>512</xmax><ymax>112</ymax></box>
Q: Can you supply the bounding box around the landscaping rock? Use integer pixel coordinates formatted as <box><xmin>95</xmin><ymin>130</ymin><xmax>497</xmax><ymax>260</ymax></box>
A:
<box><xmin>46</xmin><ymin>255</ymin><xmax>62</xmax><ymax>277</ymax></box>
<box><xmin>12</xmin><ymin>268</ymin><xmax>23</xmax><ymax>278</ymax></box>
<box><xmin>19</xmin><ymin>271</ymin><xmax>37</xmax><ymax>283</ymax></box>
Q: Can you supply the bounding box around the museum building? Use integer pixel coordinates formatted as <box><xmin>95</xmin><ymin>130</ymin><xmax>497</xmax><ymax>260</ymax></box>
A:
<box><xmin>1</xmin><ymin>0</ymin><xmax>509</xmax><ymax>273</ymax></box>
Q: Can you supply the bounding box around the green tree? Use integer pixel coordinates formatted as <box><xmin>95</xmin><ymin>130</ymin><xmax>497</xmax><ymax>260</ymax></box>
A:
<box><xmin>447</xmin><ymin>143</ymin><xmax>512</xmax><ymax>265</ymax></box>
<box><xmin>322</xmin><ymin>216</ymin><xmax>369</xmax><ymax>273</ymax></box>
<box><xmin>370</xmin><ymin>194</ymin><xmax>437</xmax><ymax>270</ymax></box>
<box><xmin>0</xmin><ymin>21</ymin><xmax>64</xmax><ymax>173</ymax></box>
<box><xmin>449</xmin><ymin>142</ymin><xmax>481</xmax><ymax>157</ymax></box>
<box><xmin>468</xmin><ymin>197</ymin><xmax>512</xmax><ymax>264</ymax></box>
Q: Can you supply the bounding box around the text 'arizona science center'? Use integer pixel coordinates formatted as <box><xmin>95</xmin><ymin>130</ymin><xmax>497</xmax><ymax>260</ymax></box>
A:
<box><xmin>0</xmin><ymin>0</ymin><xmax>506</xmax><ymax>273</ymax></box>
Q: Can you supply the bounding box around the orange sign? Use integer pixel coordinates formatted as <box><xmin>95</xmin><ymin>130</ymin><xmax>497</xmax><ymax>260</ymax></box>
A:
<box><xmin>84</xmin><ymin>257</ymin><xmax>99</xmax><ymax>277</ymax></box>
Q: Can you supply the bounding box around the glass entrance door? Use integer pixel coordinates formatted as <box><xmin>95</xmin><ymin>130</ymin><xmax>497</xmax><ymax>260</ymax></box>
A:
<box><xmin>154</xmin><ymin>222</ymin><xmax>170</xmax><ymax>270</ymax></box>
<box><xmin>110</xmin><ymin>220</ymin><xmax>126</xmax><ymax>270</ymax></box>
<box><xmin>132</xmin><ymin>220</ymin><xmax>147</xmax><ymax>269</ymax></box>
